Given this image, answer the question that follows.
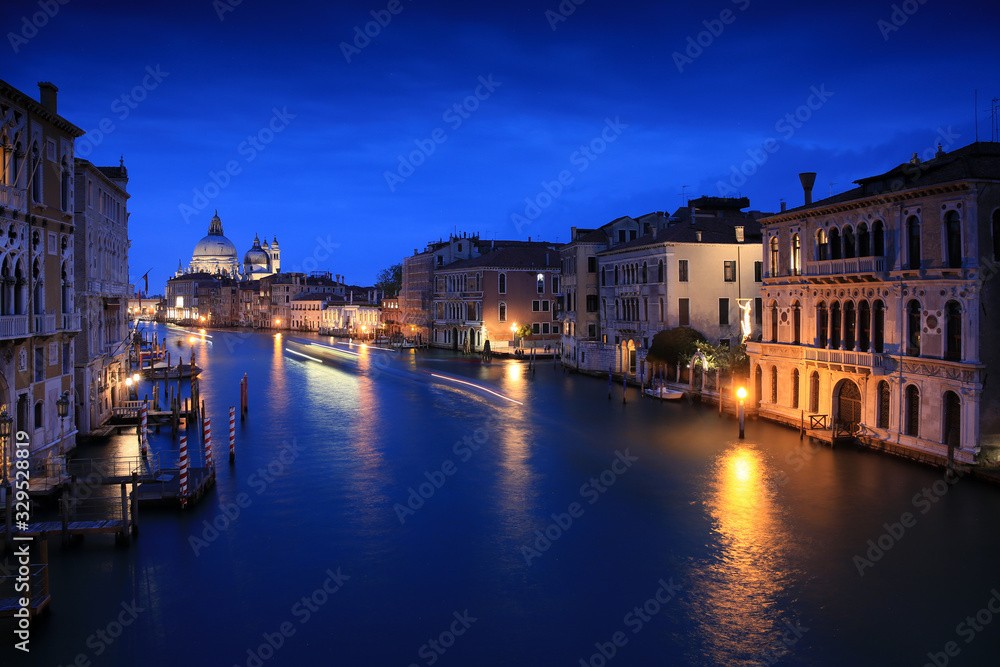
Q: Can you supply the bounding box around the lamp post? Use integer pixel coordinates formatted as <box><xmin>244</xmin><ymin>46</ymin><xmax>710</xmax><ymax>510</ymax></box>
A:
<box><xmin>57</xmin><ymin>390</ymin><xmax>70</xmax><ymax>456</ymax></box>
<box><xmin>510</xmin><ymin>323</ymin><xmax>517</xmax><ymax>354</ymax></box>
<box><xmin>0</xmin><ymin>410</ymin><xmax>11</xmax><ymax>486</ymax></box>
<box><xmin>736</xmin><ymin>386</ymin><xmax>747</xmax><ymax>439</ymax></box>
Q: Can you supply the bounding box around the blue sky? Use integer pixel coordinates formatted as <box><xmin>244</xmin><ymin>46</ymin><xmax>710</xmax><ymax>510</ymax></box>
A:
<box><xmin>3</xmin><ymin>0</ymin><xmax>998</xmax><ymax>290</ymax></box>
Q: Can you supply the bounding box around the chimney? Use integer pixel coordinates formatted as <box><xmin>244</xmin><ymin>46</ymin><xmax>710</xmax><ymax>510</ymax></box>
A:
<box><xmin>935</xmin><ymin>143</ymin><xmax>946</xmax><ymax>159</ymax></box>
<box><xmin>38</xmin><ymin>82</ymin><xmax>58</xmax><ymax>113</ymax></box>
<box><xmin>571</xmin><ymin>226</ymin><xmax>577</xmax><ymax>240</ymax></box>
<box><xmin>799</xmin><ymin>172</ymin><xmax>816</xmax><ymax>206</ymax></box>
<box><xmin>780</xmin><ymin>200</ymin><xmax>787</xmax><ymax>212</ymax></box>
<box><xmin>695</xmin><ymin>231</ymin><xmax>702</xmax><ymax>242</ymax></box>
<box><xmin>910</xmin><ymin>152</ymin><xmax>921</xmax><ymax>165</ymax></box>
<box><xmin>735</xmin><ymin>226</ymin><xmax>745</xmax><ymax>243</ymax></box>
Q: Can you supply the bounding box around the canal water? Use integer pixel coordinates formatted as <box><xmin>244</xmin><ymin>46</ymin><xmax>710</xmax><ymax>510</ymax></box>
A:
<box><xmin>5</xmin><ymin>323</ymin><xmax>1000</xmax><ymax>666</ymax></box>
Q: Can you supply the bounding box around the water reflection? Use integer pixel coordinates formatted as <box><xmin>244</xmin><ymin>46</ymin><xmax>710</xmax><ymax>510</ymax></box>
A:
<box><xmin>689</xmin><ymin>444</ymin><xmax>798</xmax><ymax>664</ymax></box>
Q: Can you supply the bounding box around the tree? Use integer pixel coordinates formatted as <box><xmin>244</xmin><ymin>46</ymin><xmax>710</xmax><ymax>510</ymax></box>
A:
<box><xmin>646</xmin><ymin>326</ymin><xmax>707</xmax><ymax>366</ymax></box>
<box><xmin>515</xmin><ymin>323</ymin><xmax>532</xmax><ymax>339</ymax></box>
<box><xmin>375</xmin><ymin>263</ymin><xmax>402</xmax><ymax>297</ymax></box>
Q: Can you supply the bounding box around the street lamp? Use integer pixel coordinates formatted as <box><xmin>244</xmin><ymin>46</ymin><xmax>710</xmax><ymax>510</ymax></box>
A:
<box><xmin>0</xmin><ymin>410</ymin><xmax>11</xmax><ymax>486</ymax></box>
<box><xmin>736</xmin><ymin>386</ymin><xmax>747</xmax><ymax>439</ymax></box>
<box><xmin>56</xmin><ymin>391</ymin><xmax>70</xmax><ymax>456</ymax></box>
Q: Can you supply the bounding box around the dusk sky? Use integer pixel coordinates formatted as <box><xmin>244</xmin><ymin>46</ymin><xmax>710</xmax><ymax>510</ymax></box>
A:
<box><xmin>3</xmin><ymin>0</ymin><xmax>998</xmax><ymax>291</ymax></box>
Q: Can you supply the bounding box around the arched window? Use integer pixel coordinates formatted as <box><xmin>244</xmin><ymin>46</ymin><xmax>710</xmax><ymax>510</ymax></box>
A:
<box><xmin>907</xmin><ymin>216</ymin><xmax>921</xmax><ymax>270</ymax></box>
<box><xmin>873</xmin><ymin>220</ymin><xmax>885</xmax><ymax>257</ymax></box>
<box><xmin>659</xmin><ymin>297</ymin><xmax>664</xmax><ymax>323</ymax></box>
<box><xmin>905</xmin><ymin>385</ymin><xmax>920</xmax><ymax>437</ymax></box>
<box><xmin>30</xmin><ymin>143</ymin><xmax>41</xmax><ymax>203</ymax></box>
<box><xmin>877</xmin><ymin>381</ymin><xmax>890</xmax><ymax>429</ymax></box>
<box><xmin>844</xmin><ymin>301</ymin><xmax>856</xmax><ymax>351</ymax></box>
<box><xmin>657</xmin><ymin>259</ymin><xmax>664</xmax><ymax>283</ymax></box>
<box><xmin>614</xmin><ymin>266</ymin><xmax>619</xmax><ymax>285</ymax></box>
<box><xmin>536</xmin><ymin>274</ymin><xmax>544</xmax><ymax>293</ymax></box>
<box><xmin>498</xmin><ymin>302</ymin><xmax>506</xmax><ymax>322</ymax></box>
<box><xmin>857</xmin><ymin>222</ymin><xmax>870</xmax><ymax>257</ymax></box>
<box><xmin>906</xmin><ymin>300</ymin><xmax>921</xmax><ymax>356</ymax></box>
<box><xmin>34</xmin><ymin>401</ymin><xmax>43</xmax><ymax>429</ymax></box>
<box><xmin>770</xmin><ymin>301</ymin><xmax>778</xmax><ymax>342</ymax></box>
<box><xmin>791</xmin><ymin>369</ymin><xmax>800</xmax><ymax>409</ymax></box>
<box><xmin>792</xmin><ymin>300</ymin><xmax>801</xmax><ymax>344</ymax></box>
<box><xmin>873</xmin><ymin>300</ymin><xmax>885</xmax><ymax>353</ymax></box>
<box><xmin>831</xmin><ymin>302</ymin><xmax>841</xmax><ymax>349</ymax></box>
<box><xmin>843</xmin><ymin>226</ymin><xmax>855</xmax><ymax>259</ymax></box>
<box><xmin>945</xmin><ymin>210</ymin><xmax>962</xmax><ymax>269</ymax></box>
<box><xmin>791</xmin><ymin>234</ymin><xmax>801</xmax><ymax>275</ymax></box>
<box><xmin>642</xmin><ymin>262</ymin><xmax>648</xmax><ymax>284</ymax></box>
<box><xmin>829</xmin><ymin>227</ymin><xmax>841</xmax><ymax>260</ymax></box>
<box><xmin>816</xmin><ymin>302</ymin><xmax>828</xmax><ymax>349</ymax></box>
<box><xmin>945</xmin><ymin>301</ymin><xmax>962</xmax><ymax>361</ymax></box>
<box><xmin>498</xmin><ymin>273</ymin><xmax>506</xmax><ymax>294</ymax></box>
<box><xmin>770</xmin><ymin>366</ymin><xmax>777</xmax><ymax>404</ymax></box>
<box><xmin>810</xmin><ymin>371</ymin><xmax>820</xmax><ymax>413</ymax></box>
<box><xmin>858</xmin><ymin>300</ymin><xmax>871</xmax><ymax>352</ymax></box>
<box><xmin>944</xmin><ymin>391</ymin><xmax>961</xmax><ymax>449</ymax></box>
<box><xmin>615</xmin><ymin>299</ymin><xmax>620</xmax><ymax>319</ymax></box>
<box><xmin>816</xmin><ymin>229</ymin><xmax>828</xmax><ymax>261</ymax></box>
<box><xmin>769</xmin><ymin>236</ymin><xmax>779</xmax><ymax>276</ymax></box>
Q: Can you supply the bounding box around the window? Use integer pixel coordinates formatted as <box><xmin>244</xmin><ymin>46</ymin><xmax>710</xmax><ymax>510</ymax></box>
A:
<box><xmin>945</xmin><ymin>211</ymin><xmax>962</xmax><ymax>269</ymax></box>
<box><xmin>905</xmin><ymin>385</ymin><xmax>920</xmax><ymax>437</ymax></box>
<box><xmin>770</xmin><ymin>366</ymin><xmax>777</xmax><ymax>404</ymax></box>
<box><xmin>719</xmin><ymin>298</ymin><xmax>729</xmax><ymax>326</ymax></box>
<box><xmin>659</xmin><ymin>298</ymin><xmax>664</xmax><ymax>323</ymax></box>
<box><xmin>618</xmin><ymin>230</ymin><xmax>626</xmax><ymax>243</ymax></box>
<box><xmin>754</xmin><ymin>297</ymin><xmax>762</xmax><ymax>325</ymax></box>
<box><xmin>810</xmin><ymin>372</ymin><xmax>820</xmax><ymax>413</ymax></box>
<box><xmin>792</xmin><ymin>301</ymin><xmax>801</xmax><ymax>344</ymax></box>
<box><xmin>907</xmin><ymin>216</ymin><xmax>921</xmax><ymax>270</ymax></box>
<box><xmin>60</xmin><ymin>157</ymin><xmax>70</xmax><ymax>212</ymax></box>
<box><xmin>542</xmin><ymin>323</ymin><xmax>550</xmax><ymax>334</ymax></box>
<box><xmin>62</xmin><ymin>342</ymin><xmax>70</xmax><ymax>374</ymax></box>
<box><xmin>816</xmin><ymin>229</ymin><xmax>828</xmax><ymax>261</ymax></box>
<box><xmin>657</xmin><ymin>259</ymin><xmax>664</xmax><ymax>282</ymax></box>
<box><xmin>944</xmin><ymin>391</ymin><xmax>961</xmax><ymax>449</ymax></box>
<box><xmin>679</xmin><ymin>298</ymin><xmax>690</xmax><ymax>326</ymax></box>
<box><xmin>831</xmin><ymin>302</ymin><xmax>841</xmax><ymax>349</ymax></box>
<box><xmin>586</xmin><ymin>295</ymin><xmax>598</xmax><ymax>312</ymax></box>
<box><xmin>857</xmin><ymin>223</ymin><xmax>870</xmax><ymax>257</ymax></box>
<box><xmin>769</xmin><ymin>237</ymin><xmax>779</xmax><ymax>275</ymax></box>
<box><xmin>723</xmin><ymin>260</ymin><xmax>736</xmax><ymax>282</ymax></box>
<box><xmin>600</xmin><ymin>267</ymin><xmax>606</xmax><ymax>286</ymax></box>
<box><xmin>678</xmin><ymin>260</ymin><xmax>689</xmax><ymax>282</ymax></box>
<box><xmin>537</xmin><ymin>274</ymin><xmax>544</xmax><ymax>293</ymax></box>
<box><xmin>551</xmin><ymin>276</ymin><xmax>559</xmax><ymax>294</ymax></box>
<box><xmin>552</xmin><ymin>324</ymin><xmax>560</xmax><ymax>334</ymax></box>
<box><xmin>34</xmin><ymin>347</ymin><xmax>44</xmax><ymax>382</ymax></box>
<box><xmin>945</xmin><ymin>301</ymin><xmax>962</xmax><ymax>361</ymax></box>
<box><xmin>532</xmin><ymin>323</ymin><xmax>540</xmax><ymax>334</ymax></box>
<box><xmin>792</xmin><ymin>369</ymin><xmax>800</xmax><ymax>409</ymax></box>
<box><xmin>754</xmin><ymin>261</ymin><xmax>762</xmax><ymax>282</ymax></box>
<box><xmin>873</xmin><ymin>300</ymin><xmax>885</xmax><ymax>353</ymax></box>
<box><xmin>630</xmin><ymin>230</ymin><xmax>637</xmax><ymax>241</ymax></box>
<box><xmin>829</xmin><ymin>227</ymin><xmax>841</xmax><ymax>260</ymax></box>
<box><xmin>498</xmin><ymin>273</ymin><xmax>506</xmax><ymax>294</ymax></box>
<box><xmin>791</xmin><ymin>234</ymin><xmax>801</xmax><ymax>275</ymax></box>
<box><xmin>34</xmin><ymin>401</ymin><xmax>43</xmax><ymax>429</ymax></box>
<box><xmin>588</xmin><ymin>257</ymin><xmax>597</xmax><ymax>272</ymax></box>
<box><xmin>842</xmin><ymin>227</ymin><xmax>855</xmax><ymax>259</ymax></box>
<box><xmin>542</xmin><ymin>301</ymin><xmax>550</xmax><ymax>312</ymax></box>
<box><xmin>858</xmin><ymin>301</ymin><xmax>871</xmax><ymax>352</ymax></box>
<box><xmin>641</xmin><ymin>262</ymin><xmax>648</xmax><ymax>284</ymax></box>
<box><xmin>844</xmin><ymin>302</ymin><xmax>856</xmax><ymax>351</ymax></box>
<box><xmin>614</xmin><ymin>266</ymin><xmax>619</xmax><ymax>285</ymax></box>
<box><xmin>30</xmin><ymin>143</ymin><xmax>41</xmax><ymax>203</ymax></box>
<box><xmin>588</xmin><ymin>324</ymin><xmax>596</xmax><ymax>338</ymax></box>
<box><xmin>906</xmin><ymin>300</ymin><xmax>921</xmax><ymax>356</ymax></box>
<box><xmin>498</xmin><ymin>302</ymin><xmax>506</xmax><ymax>322</ymax></box>
<box><xmin>532</xmin><ymin>300</ymin><xmax>540</xmax><ymax>312</ymax></box>
<box><xmin>877</xmin><ymin>381</ymin><xmax>890</xmax><ymax>429</ymax></box>
<box><xmin>873</xmin><ymin>220</ymin><xmax>885</xmax><ymax>257</ymax></box>
<box><xmin>770</xmin><ymin>301</ymin><xmax>778</xmax><ymax>342</ymax></box>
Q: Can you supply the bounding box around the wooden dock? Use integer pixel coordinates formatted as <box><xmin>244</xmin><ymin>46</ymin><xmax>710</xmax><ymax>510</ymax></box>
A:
<box><xmin>134</xmin><ymin>467</ymin><xmax>215</xmax><ymax>507</ymax></box>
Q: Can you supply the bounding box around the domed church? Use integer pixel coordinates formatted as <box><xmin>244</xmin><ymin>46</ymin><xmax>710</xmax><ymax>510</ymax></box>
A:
<box><xmin>177</xmin><ymin>211</ymin><xmax>280</xmax><ymax>281</ymax></box>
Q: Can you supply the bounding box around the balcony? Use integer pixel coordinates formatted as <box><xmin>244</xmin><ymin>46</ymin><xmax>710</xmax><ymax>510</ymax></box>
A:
<box><xmin>0</xmin><ymin>314</ymin><xmax>28</xmax><ymax>340</ymax></box>
<box><xmin>61</xmin><ymin>313</ymin><xmax>81</xmax><ymax>331</ymax></box>
<box><xmin>0</xmin><ymin>184</ymin><xmax>26</xmax><ymax>213</ymax></box>
<box><xmin>34</xmin><ymin>314</ymin><xmax>56</xmax><ymax>335</ymax></box>
<box><xmin>804</xmin><ymin>347</ymin><xmax>888</xmax><ymax>373</ymax></box>
<box><xmin>804</xmin><ymin>256</ymin><xmax>887</xmax><ymax>282</ymax></box>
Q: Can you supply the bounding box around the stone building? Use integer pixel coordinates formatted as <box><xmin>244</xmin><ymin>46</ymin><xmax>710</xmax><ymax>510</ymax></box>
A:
<box><xmin>73</xmin><ymin>158</ymin><xmax>131</xmax><ymax>434</ymax></box>
<box><xmin>747</xmin><ymin>142</ymin><xmax>1000</xmax><ymax>466</ymax></box>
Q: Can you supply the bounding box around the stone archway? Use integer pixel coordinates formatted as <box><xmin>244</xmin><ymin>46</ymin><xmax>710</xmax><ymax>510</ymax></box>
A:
<box><xmin>834</xmin><ymin>378</ymin><xmax>862</xmax><ymax>431</ymax></box>
<box><xmin>689</xmin><ymin>351</ymin><xmax>709</xmax><ymax>391</ymax></box>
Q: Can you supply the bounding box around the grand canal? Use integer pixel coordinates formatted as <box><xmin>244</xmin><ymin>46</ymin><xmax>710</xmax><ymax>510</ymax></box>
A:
<box><xmin>5</xmin><ymin>323</ymin><xmax>1000</xmax><ymax>666</ymax></box>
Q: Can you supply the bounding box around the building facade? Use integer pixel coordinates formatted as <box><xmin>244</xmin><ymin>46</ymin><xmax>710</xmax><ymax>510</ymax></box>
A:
<box><xmin>73</xmin><ymin>158</ymin><xmax>131</xmax><ymax>434</ymax></box>
<box><xmin>748</xmin><ymin>144</ymin><xmax>1000</xmax><ymax>466</ymax></box>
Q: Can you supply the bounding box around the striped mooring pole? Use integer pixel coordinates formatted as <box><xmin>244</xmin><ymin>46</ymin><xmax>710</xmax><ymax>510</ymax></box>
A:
<box><xmin>229</xmin><ymin>406</ymin><xmax>236</xmax><ymax>463</ymax></box>
<box><xmin>139</xmin><ymin>404</ymin><xmax>149</xmax><ymax>457</ymax></box>
<box><xmin>179</xmin><ymin>434</ymin><xmax>189</xmax><ymax>508</ymax></box>
<box><xmin>203</xmin><ymin>417</ymin><xmax>213</xmax><ymax>469</ymax></box>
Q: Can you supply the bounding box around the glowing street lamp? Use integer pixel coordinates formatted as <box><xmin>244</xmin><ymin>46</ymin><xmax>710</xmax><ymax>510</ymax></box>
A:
<box><xmin>736</xmin><ymin>386</ymin><xmax>747</xmax><ymax>439</ymax></box>
<box><xmin>56</xmin><ymin>391</ymin><xmax>70</xmax><ymax>455</ymax></box>
<box><xmin>0</xmin><ymin>410</ymin><xmax>12</xmax><ymax>485</ymax></box>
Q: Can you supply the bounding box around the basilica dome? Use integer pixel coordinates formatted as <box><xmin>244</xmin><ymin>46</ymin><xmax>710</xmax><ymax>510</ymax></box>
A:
<box><xmin>190</xmin><ymin>211</ymin><xmax>240</xmax><ymax>277</ymax></box>
<box><xmin>243</xmin><ymin>234</ymin><xmax>271</xmax><ymax>274</ymax></box>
